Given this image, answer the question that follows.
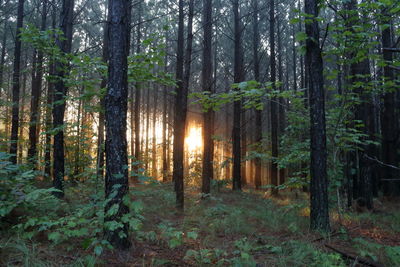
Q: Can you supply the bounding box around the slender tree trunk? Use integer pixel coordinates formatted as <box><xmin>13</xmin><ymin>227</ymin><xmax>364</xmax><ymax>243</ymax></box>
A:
<box><xmin>145</xmin><ymin>87</ymin><xmax>150</xmax><ymax>171</ymax></box>
<box><xmin>201</xmin><ymin>0</ymin><xmax>214</xmax><ymax>195</ymax></box>
<box><xmin>305</xmin><ymin>0</ymin><xmax>330</xmax><ymax>232</ymax></box>
<box><xmin>380</xmin><ymin>12</ymin><xmax>399</xmax><ymax>197</ymax></box>
<box><xmin>0</xmin><ymin>23</ymin><xmax>7</xmax><ymax>98</ymax></box>
<box><xmin>173</xmin><ymin>0</ymin><xmax>187</xmax><ymax>210</ymax></box>
<box><xmin>134</xmin><ymin>1</ymin><xmax>142</xmax><ymax>163</ymax></box>
<box><xmin>298</xmin><ymin>0</ymin><xmax>305</xmax><ymax>91</ymax></box>
<box><xmin>241</xmin><ymin>108</ymin><xmax>247</xmax><ymax>186</ymax></box>
<box><xmin>52</xmin><ymin>0</ymin><xmax>74</xmax><ymax>198</ymax></box>
<box><xmin>269</xmin><ymin>0</ymin><xmax>278</xmax><ymax>194</ymax></box>
<box><xmin>162</xmin><ymin>28</ymin><xmax>169</xmax><ymax>182</ymax></box>
<box><xmin>344</xmin><ymin>0</ymin><xmax>375</xmax><ymax>209</ymax></box>
<box><xmin>73</xmin><ymin>93</ymin><xmax>83</xmax><ymax>178</ymax></box>
<box><xmin>97</xmin><ymin>20</ymin><xmax>108</xmax><ymax>180</ymax></box>
<box><xmin>252</xmin><ymin>0</ymin><xmax>262</xmax><ymax>189</ymax></box>
<box><xmin>18</xmin><ymin>65</ymin><xmax>27</xmax><ymax>164</ymax></box>
<box><xmin>292</xmin><ymin>22</ymin><xmax>297</xmax><ymax>92</ymax></box>
<box><xmin>152</xmin><ymin>86</ymin><xmax>158</xmax><ymax>177</ymax></box>
<box><xmin>232</xmin><ymin>0</ymin><xmax>243</xmax><ymax>191</ymax></box>
<box><xmin>277</xmin><ymin>21</ymin><xmax>285</xmax><ymax>185</ymax></box>
<box><xmin>104</xmin><ymin>0</ymin><xmax>131</xmax><ymax>250</ymax></box>
<box><xmin>9</xmin><ymin>0</ymin><xmax>24</xmax><ymax>164</ymax></box>
<box><xmin>44</xmin><ymin>1</ymin><xmax>57</xmax><ymax>179</ymax></box>
<box><xmin>28</xmin><ymin>0</ymin><xmax>47</xmax><ymax>166</ymax></box>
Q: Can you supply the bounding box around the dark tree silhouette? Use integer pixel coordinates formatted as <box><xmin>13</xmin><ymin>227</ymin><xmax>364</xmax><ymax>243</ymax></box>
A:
<box><xmin>52</xmin><ymin>0</ymin><xmax>74</xmax><ymax>198</ymax></box>
<box><xmin>104</xmin><ymin>0</ymin><xmax>131</xmax><ymax>250</ymax></box>
<box><xmin>201</xmin><ymin>0</ymin><xmax>214</xmax><ymax>195</ymax></box>
<box><xmin>9</xmin><ymin>0</ymin><xmax>25</xmax><ymax>164</ymax></box>
<box><xmin>173</xmin><ymin>0</ymin><xmax>186</xmax><ymax>210</ymax></box>
<box><xmin>232</xmin><ymin>0</ymin><xmax>243</xmax><ymax>191</ymax></box>
<box><xmin>305</xmin><ymin>0</ymin><xmax>330</xmax><ymax>232</ymax></box>
<box><xmin>28</xmin><ymin>0</ymin><xmax>47</xmax><ymax>166</ymax></box>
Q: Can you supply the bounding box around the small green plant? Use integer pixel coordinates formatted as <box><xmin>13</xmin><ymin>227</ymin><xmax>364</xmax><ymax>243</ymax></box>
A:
<box><xmin>230</xmin><ymin>238</ymin><xmax>257</xmax><ymax>267</ymax></box>
<box><xmin>157</xmin><ymin>223</ymin><xmax>184</xmax><ymax>248</ymax></box>
<box><xmin>278</xmin><ymin>241</ymin><xmax>346</xmax><ymax>267</ymax></box>
<box><xmin>385</xmin><ymin>246</ymin><xmax>400</xmax><ymax>266</ymax></box>
<box><xmin>185</xmin><ymin>248</ymin><xmax>228</xmax><ymax>266</ymax></box>
<box><xmin>352</xmin><ymin>238</ymin><xmax>381</xmax><ymax>262</ymax></box>
<box><xmin>211</xmin><ymin>179</ymin><xmax>230</xmax><ymax>192</ymax></box>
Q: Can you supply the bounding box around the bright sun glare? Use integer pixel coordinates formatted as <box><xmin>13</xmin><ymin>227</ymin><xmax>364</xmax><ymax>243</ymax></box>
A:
<box><xmin>185</xmin><ymin>125</ymin><xmax>203</xmax><ymax>153</ymax></box>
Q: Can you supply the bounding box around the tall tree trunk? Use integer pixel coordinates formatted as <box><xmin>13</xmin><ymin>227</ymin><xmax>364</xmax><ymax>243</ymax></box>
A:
<box><xmin>44</xmin><ymin>0</ymin><xmax>57</xmax><ymax>179</ymax></box>
<box><xmin>9</xmin><ymin>0</ymin><xmax>24</xmax><ymax>164</ymax></box>
<box><xmin>152</xmin><ymin>86</ymin><xmax>158</xmax><ymax>177</ymax></box>
<box><xmin>269</xmin><ymin>0</ymin><xmax>278</xmax><ymax>194</ymax></box>
<box><xmin>0</xmin><ymin>23</ymin><xmax>7</xmax><ymax>98</ymax></box>
<box><xmin>298</xmin><ymin>0</ymin><xmax>305</xmax><ymax>91</ymax></box>
<box><xmin>305</xmin><ymin>0</ymin><xmax>330</xmax><ymax>232</ymax></box>
<box><xmin>241</xmin><ymin>107</ymin><xmax>247</xmax><ymax>186</ymax></box>
<box><xmin>97</xmin><ymin>19</ymin><xmax>108</xmax><ymax>180</ymax></box>
<box><xmin>173</xmin><ymin>0</ymin><xmax>186</xmax><ymax>210</ymax></box>
<box><xmin>145</xmin><ymin>87</ymin><xmax>150</xmax><ymax>171</ymax></box>
<box><xmin>18</xmin><ymin>64</ymin><xmax>27</xmax><ymax>164</ymax></box>
<box><xmin>201</xmin><ymin>0</ymin><xmax>214</xmax><ymax>195</ymax></box>
<box><xmin>252</xmin><ymin>0</ymin><xmax>262</xmax><ymax>189</ymax></box>
<box><xmin>345</xmin><ymin>0</ymin><xmax>374</xmax><ymax>209</ymax></box>
<box><xmin>52</xmin><ymin>0</ymin><xmax>74</xmax><ymax>198</ymax></box>
<box><xmin>162</xmin><ymin>28</ymin><xmax>169</xmax><ymax>182</ymax></box>
<box><xmin>104</xmin><ymin>0</ymin><xmax>131</xmax><ymax>250</ymax></box>
<box><xmin>277</xmin><ymin>21</ymin><xmax>285</xmax><ymax>185</ymax></box>
<box><xmin>380</xmin><ymin>11</ymin><xmax>399</xmax><ymax>197</ymax></box>
<box><xmin>292</xmin><ymin>21</ymin><xmax>297</xmax><ymax>92</ymax></box>
<box><xmin>232</xmin><ymin>0</ymin><xmax>243</xmax><ymax>191</ymax></box>
<box><xmin>134</xmin><ymin>1</ymin><xmax>142</xmax><ymax>163</ymax></box>
<box><xmin>28</xmin><ymin>0</ymin><xmax>47</xmax><ymax>166</ymax></box>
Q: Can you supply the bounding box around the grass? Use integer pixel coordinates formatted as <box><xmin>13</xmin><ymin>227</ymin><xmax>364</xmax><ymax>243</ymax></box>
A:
<box><xmin>2</xmin><ymin>182</ymin><xmax>400</xmax><ymax>266</ymax></box>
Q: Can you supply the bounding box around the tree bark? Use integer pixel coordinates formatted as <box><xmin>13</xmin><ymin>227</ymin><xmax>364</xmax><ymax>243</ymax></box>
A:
<box><xmin>134</xmin><ymin>1</ymin><xmax>142</xmax><ymax>164</ymax></box>
<box><xmin>380</xmin><ymin>11</ymin><xmax>399</xmax><ymax>197</ymax></box>
<box><xmin>0</xmin><ymin>23</ymin><xmax>7</xmax><ymax>99</ymax></box>
<box><xmin>152</xmin><ymin>86</ymin><xmax>158</xmax><ymax>177</ymax></box>
<box><xmin>201</xmin><ymin>0</ymin><xmax>214</xmax><ymax>195</ymax></box>
<box><xmin>172</xmin><ymin>0</ymin><xmax>186</xmax><ymax>210</ymax></box>
<box><xmin>145</xmin><ymin>87</ymin><xmax>150</xmax><ymax>171</ymax></box>
<box><xmin>52</xmin><ymin>0</ymin><xmax>74</xmax><ymax>198</ymax></box>
<box><xmin>305</xmin><ymin>0</ymin><xmax>330</xmax><ymax>232</ymax></box>
<box><xmin>44</xmin><ymin>0</ymin><xmax>57</xmax><ymax>179</ymax></box>
<box><xmin>345</xmin><ymin>0</ymin><xmax>375</xmax><ymax>209</ymax></box>
<box><xmin>97</xmin><ymin>20</ymin><xmax>108</xmax><ymax>180</ymax></box>
<box><xmin>162</xmin><ymin>26</ymin><xmax>169</xmax><ymax>182</ymax></box>
<box><xmin>232</xmin><ymin>0</ymin><xmax>243</xmax><ymax>191</ymax></box>
<box><xmin>9</xmin><ymin>0</ymin><xmax>24</xmax><ymax>164</ymax></box>
<box><xmin>104</xmin><ymin>0</ymin><xmax>131</xmax><ymax>250</ymax></box>
<box><xmin>28</xmin><ymin>0</ymin><xmax>47</xmax><ymax>167</ymax></box>
<box><xmin>269</xmin><ymin>0</ymin><xmax>278</xmax><ymax>194</ymax></box>
<box><xmin>252</xmin><ymin>0</ymin><xmax>262</xmax><ymax>190</ymax></box>
<box><xmin>277</xmin><ymin>19</ymin><xmax>285</xmax><ymax>186</ymax></box>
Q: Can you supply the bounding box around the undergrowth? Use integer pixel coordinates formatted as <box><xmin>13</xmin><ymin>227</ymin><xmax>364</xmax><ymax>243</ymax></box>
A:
<box><xmin>2</xmin><ymin>154</ymin><xmax>399</xmax><ymax>266</ymax></box>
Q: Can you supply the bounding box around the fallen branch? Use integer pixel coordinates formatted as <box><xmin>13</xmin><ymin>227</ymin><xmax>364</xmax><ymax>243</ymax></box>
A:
<box><xmin>312</xmin><ymin>226</ymin><xmax>359</xmax><ymax>243</ymax></box>
<box><xmin>325</xmin><ymin>244</ymin><xmax>384</xmax><ymax>267</ymax></box>
<box><xmin>364</xmin><ymin>154</ymin><xmax>400</xmax><ymax>170</ymax></box>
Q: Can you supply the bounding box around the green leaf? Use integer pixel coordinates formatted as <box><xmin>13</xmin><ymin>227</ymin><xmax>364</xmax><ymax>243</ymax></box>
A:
<box><xmin>94</xmin><ymin>245</ymin><xmax>103</xmax><ymax>256</ymax></box>
<box><xmin>187</xmin><ymin>231</ymin><xmax>198</xmax><ymax>240</ymax></box>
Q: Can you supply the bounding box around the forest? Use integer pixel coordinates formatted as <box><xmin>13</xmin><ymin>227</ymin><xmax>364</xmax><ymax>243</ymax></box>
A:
<box><xmin>1</xmin><ymin>0</ymin><xmax>400</xmax><ymax>266</ymax></box>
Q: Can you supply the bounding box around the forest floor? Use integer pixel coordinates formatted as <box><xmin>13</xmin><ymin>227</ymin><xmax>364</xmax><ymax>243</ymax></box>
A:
<box><xmin>1</xmin><ymin>182</ymin><xmax>400</xmax><ymax>266</ymax></box>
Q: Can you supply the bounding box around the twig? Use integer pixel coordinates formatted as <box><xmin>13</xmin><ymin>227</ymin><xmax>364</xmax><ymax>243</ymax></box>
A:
<box><xmin>320</xmin><ymin>23</ymin><xmax>330</xmax><ymax>51</ymax></box>
<box><xmin>364</xmin><ymin>154</ymin><xmax>400</xmax><ymax>170</ymax></box>
<box><xmin>383</xmin><ymin>47</ymin><xmax>400</xmax><ymax>52</ymax></box>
